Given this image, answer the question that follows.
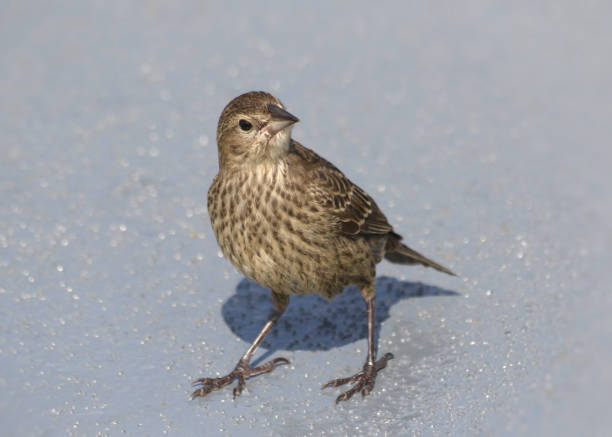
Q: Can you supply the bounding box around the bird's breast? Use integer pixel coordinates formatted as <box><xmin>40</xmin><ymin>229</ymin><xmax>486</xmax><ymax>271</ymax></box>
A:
<box><xmin>207</xmin><ymin>164</ymin><xmax>372</xmax><ymax>296</ymax></box>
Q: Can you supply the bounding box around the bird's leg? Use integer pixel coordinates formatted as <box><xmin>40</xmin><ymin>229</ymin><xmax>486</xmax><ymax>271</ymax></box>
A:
<box><xmin>191</xmin><ymin>293</ymin><xmax>290</xmax><ymax>399</ymax></box>
<box><xmin>322</xmin><ymin>290</ymin><xmax>394</xmax><ymax>404</ymax></box>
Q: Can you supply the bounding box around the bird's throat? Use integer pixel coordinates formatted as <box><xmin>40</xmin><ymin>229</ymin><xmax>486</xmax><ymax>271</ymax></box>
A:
<box><xmin>265</xmin><ymin>127</ymin><xmax>293</xmax><ymax>161</ymax></box>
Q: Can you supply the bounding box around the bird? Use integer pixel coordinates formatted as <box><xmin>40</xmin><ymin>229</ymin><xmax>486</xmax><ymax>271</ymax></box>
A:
<box><xmin>191</xmin><ymin>91</ymin><xmax>456</xmax><ymax>404</ymax></box>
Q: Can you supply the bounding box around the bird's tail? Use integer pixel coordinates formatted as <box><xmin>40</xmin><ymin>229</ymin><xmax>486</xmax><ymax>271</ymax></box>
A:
<box><xmin>385</xmin><ymin>233</ymin><xmax>456</xmax><ymax>276</ymax></box>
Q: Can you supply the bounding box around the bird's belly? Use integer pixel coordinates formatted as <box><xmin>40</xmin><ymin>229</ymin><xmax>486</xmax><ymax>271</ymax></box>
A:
<box><xmin>218</xmin><ymin>223</ymin><xmax>373</xmax><ymax>299</ymax></box>
<box><xmin>218</xmin><ymin>216</ymin><xmax>328</xmax><ymax>294</ymax></box>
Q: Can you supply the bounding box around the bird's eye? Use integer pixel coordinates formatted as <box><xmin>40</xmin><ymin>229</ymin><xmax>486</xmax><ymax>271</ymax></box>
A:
<box><xmin>239</xmin><ymin>119</ymin><xmax>252</xmax><ymax>131</ymax></box>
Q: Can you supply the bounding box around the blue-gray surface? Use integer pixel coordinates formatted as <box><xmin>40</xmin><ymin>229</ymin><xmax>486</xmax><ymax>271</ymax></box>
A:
<box><xmin>1</xmin><ymin>1</ymin><xmax>611</xmax><ymax>436</ymax></box>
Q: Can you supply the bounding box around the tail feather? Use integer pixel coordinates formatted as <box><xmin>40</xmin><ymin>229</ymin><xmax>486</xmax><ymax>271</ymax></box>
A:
<box><xmin>385</xmin><ymin>235</ymin><xmax>456</xmax><ymax>276</ymax></box>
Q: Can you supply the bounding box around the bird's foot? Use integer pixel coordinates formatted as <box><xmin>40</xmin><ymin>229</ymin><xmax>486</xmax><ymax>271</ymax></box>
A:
<box><xmin>190</xmin><ymin>356</ymin><xmax>289</xmax><ymax>399</ymax></box>
<box><xmin>322</xmin><ymin>352</ymin><xmax>393</xmax><ymax>404</ymax></box>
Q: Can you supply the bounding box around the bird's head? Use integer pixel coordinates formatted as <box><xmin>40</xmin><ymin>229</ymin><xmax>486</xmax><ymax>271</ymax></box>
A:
<box><xmin>216</xmin><ymin>91</ymin><xmax>299</xmax><ymax>168</ymax></box>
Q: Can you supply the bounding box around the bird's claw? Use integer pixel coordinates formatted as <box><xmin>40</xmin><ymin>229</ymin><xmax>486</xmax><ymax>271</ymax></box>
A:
<box><xmin>322</xmin><ymin>352</ymin><xmax>393</xmax><ymax>404</ymax></box>
<box><xmin>190</xmin><ymin>357</ymin><xmax>289</xmax><ymax>400</ymax></box>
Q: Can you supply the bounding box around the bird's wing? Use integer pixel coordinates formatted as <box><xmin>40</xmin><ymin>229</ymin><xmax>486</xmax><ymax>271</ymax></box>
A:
<box><xmin>290</xmin><ymin>141</ymin><xmax>394</xmax><ymax>237</ymax></box>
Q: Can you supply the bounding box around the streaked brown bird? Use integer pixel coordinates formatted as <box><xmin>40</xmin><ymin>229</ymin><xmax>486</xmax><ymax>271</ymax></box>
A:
<box><xmin>191</xmin><ymin>91</ymin><xmax>455</xmax><ymax>404</ymax></box>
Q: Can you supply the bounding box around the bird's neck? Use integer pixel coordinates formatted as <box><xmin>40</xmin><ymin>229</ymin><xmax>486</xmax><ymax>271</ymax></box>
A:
<box><xmin>221</xmin><ymin>154</ymin><xmax>289</xmax><ymax>181</ymax></box>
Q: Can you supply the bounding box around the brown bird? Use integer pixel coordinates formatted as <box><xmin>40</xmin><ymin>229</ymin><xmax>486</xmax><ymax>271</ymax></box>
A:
<box><xmin>191</xmin><ymin>91</ymin><xmax>455</xmax><ymax>404</ymax></box>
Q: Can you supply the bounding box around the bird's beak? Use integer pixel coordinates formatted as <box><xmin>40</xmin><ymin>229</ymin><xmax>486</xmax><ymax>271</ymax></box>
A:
<box><xmin>265</xmin><ymin>104</ymin><xmax>299</xmax><ymax>136</ymax></box>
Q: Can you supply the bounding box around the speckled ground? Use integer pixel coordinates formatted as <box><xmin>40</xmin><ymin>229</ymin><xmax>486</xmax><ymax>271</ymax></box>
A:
<box><xmin>1</xmin><ymin>2</ymin><xmax>611</xmax><ymax>436</ymax></box>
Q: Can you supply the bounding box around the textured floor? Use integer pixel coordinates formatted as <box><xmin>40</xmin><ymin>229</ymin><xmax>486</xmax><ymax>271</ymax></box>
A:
<box><xmin>1</xmin><ymin>2</ymin><xmax>611</xmax><ymax>436</ymax></box>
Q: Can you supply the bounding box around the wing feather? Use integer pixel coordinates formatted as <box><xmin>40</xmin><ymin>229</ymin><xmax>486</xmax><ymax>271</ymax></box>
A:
<box><xmin>290</xmin><ymin>141</ymin><xmax>393</xmax><ymax>237</ymax></box>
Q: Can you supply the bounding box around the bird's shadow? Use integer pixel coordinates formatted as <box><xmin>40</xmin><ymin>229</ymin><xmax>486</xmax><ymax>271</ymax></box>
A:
<box><xmin>221</xmin><ymin>276</ymin><xmax>459</xmax><ymax>364</ymax></box>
